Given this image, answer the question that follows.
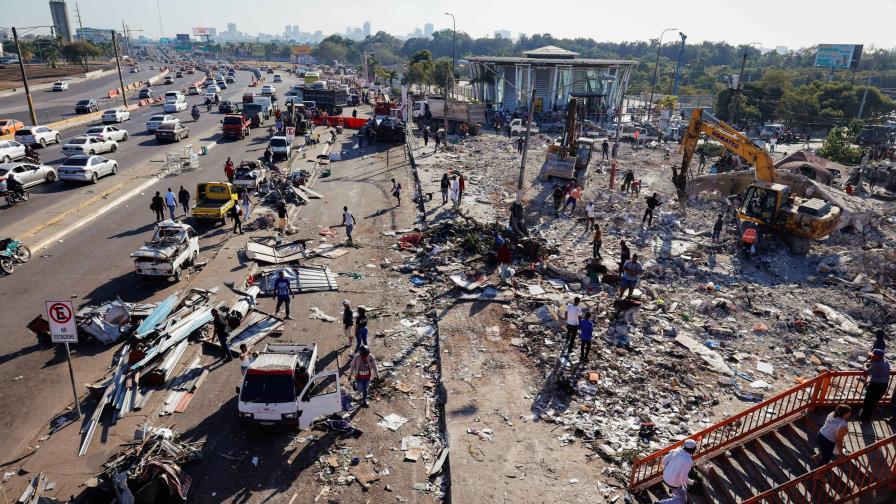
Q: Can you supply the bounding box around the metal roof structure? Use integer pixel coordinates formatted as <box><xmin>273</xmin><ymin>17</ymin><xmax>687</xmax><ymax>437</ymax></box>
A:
<box><xmin>468</xmin><ymin>45</ymin><xmax>637</xmax><ymax>67</ymax></box>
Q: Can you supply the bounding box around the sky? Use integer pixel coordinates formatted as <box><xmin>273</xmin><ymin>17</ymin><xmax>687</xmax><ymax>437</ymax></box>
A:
<box><xmin>3</xmin><ymin>0</ymin><xmax>896</xmax><ymax>49</ymax></box>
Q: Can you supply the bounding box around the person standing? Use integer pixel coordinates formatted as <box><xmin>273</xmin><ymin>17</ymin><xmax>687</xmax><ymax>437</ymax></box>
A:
<box><xmin>224</xmin><ymin>157</ymin><xmax>235</xmax><ymax>184</ymax></box>
<box><xmin>621</xmin><ymin>170</ymin><xmax>634</xmax><ymax>193</ymax></box>
<box><xmin>238</xmin><ymin>344</ymin><xmax>252</xmax><ymax>374</ymax></box>
<box><xmin>601</xmin><ymin>139</ymin><xmax>609</xmax><ymax>161</ymax></box>
<box><xmin>350</xmin><ymin>345</ymin><xmax>379</xmax><ymax>407</ymax></box>
<box><xmin>277</xmin><ymin>201</ymin><xmax>288</xmax><ymax>235</ymax></box>
<box><xmin>391</xmin><ymin>178</ymin><xmax>402</xmax><ymax>206</ymax></box>
<box><xmin>178</xmin><ymin>186</ymin><xmax>190</xmax><ymax>216</ymax></box>
<box><xmin>496</xmin><ymin>233</ymin><xmax>512</xmax><ymax>283</ymax></box>
<box><xmin>151</xmin><ymin>191</ymin><xmax>164</xmax><ymax>222</ymax></box>
<box><xmin>449</xmin><ymin>176</ymin><xmax>461</xmax><ymax>209</ymax></box>
<box><xmin>355</xmin><ymin>306</ymin><xmax>368</xmax><ymax>351</ymax></box>
<box><xmin>422</xmin><ymin>126</ymin><xmax>429</xmax><ymax>146</ymax></box>
<box><xmin>698</xmin><ymin>149</ymin><xmax>707</xmax><ymax>174</ymax></box>
<box><xmin>211</xmin><ymin>308</ymin><xmax>232</xmax><ymax>361</ymax></box>
<box><xmin>712</xmin><ymin>213</ymin><xmax>724</xmax><ymax>243</ymax></box>
<box><xmin>814</xmin><ymin>405</ymin><xmax>851</xmax><ymax>466</ymax></box>
<box><xmin>860</xmin><ymin>349</ymin><xmax>890</xmax><ymax>421</ymax></box>
<box><xmin>592</xmin><ymin>224</ymin><xmax>603</xmax><ymax>260</ymax></box>
<box><xmin>341</xmin><ymin>206</ymin><xmax>355</xmax><ymax>244</ymax></box>
<box><xmin>769</xmin><ymin>134</ymin><xmax>777</xmax><ymax>153</ymax></box>
<box><xmin>585</xmin><ymin>201</ymin><xmax>595</xmax><ymax>230</ymax></box>
<box><xmin>578</xmin><ymin>311</ymin><xmax>594</xmax><ymax>363</ymax></box>
<box><xmin>241</xmin><ymin>191</ymin><xmax>251</xmax><ymax>223</ymax></box>
<box><xmin>620</xmin><ymin>253</ymin><xmax>644</xmax><ymax>299</ymax></box>
<box><xmin>551</xmin><ymin>184</ymin><xmax>564</xmax><ymax>216</ymax></box>
<box><xmin>342</xmin><ymin>300</ymin><xmax>354</xmax><ymax>348</ymax></box>
<box><xmin>619</xmin><ymin>239</ymin><xmax>631</xmax><ymax>274</ymax></box>
<box><xmin>273</xmin><ymin>270</ymin><xmax>294</xmax><ymax>320</ymax></box>
<box><xmin>643</xmin><ymin>192</ymin><xmax>661</xmax><ymax>227</ymax></box>
<box><xmin>228</xmin><ymin>203</ymin><xmax>243</xmax><ymax>234</ymax></box>
<box><xmin>516</xmin><ymin>136</ymin><xmax>524</xmax><ymax>154</ymax></box>
<box><xmin>165</xmin><ymin>188</ymin><xmax>177</xmax><ymax>221</ymax></box>
<box><xmin>564</xmin><ymin>297</ymin><xmax>583</xmax><ymax>355</ymax></box>
<box><xmin>658</xmin><ymin>439</ymin><xmax>697</xmax><ymax>504</ymax></box>
<box><xmin>433</xmin><ymin>130</ymin><xmax>441</xmax><ymax>151</ymax></box>
<box><xmin>458</xmin><ymin>173</ymin><xmax>466</xmax><ymax>202</ymax></box>
<box><xmin>440</xmin><ymin>173</ymin><xmax>450</xmax><ymax>205</ymax></box>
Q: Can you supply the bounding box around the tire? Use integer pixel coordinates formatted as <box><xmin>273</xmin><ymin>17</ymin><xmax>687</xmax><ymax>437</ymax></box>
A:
<box><xmin>55</xmin><ymin>134</ymin><xmax>61</xmax><ymax>144</ymax></box>
<box><xmin>46</xmin><ymin>171</ymin><xmax>56</xmax><ymax>182</ymax></box>
<box><xmin>111</xmin><ymin>164</ymin><xmax>118</xmax><ymax>175</ymax></box>
<box><xmin>14</xmin><ymin>245</ymin><xmax>31</xmax><ymax>263</ymax></box>
<box><xmin>122</xmin><ymin>132</ymin><xmax>128</xmax><ymax>141</ymax></box>
<box><xmin>39</xmin><ymin>138</ymin><xmax>47</xmax><ymax>148</ymax></box>
<box><xmin>90</xmin><ymin>172</ymin><xmax>98</xmax><ymax>184</ymax></box>
<box><xmin>3</xmin><ymin>156</ymin><xmax>10</xmax><ymax>163</ymax></box>
<box><xmin>111</xmin><ymin>144</ymin><xmax>117</xmax><ymax>152</ymax></box>
<box><xmin>0</xmin><ymin>258</ymin><xmax>13</xmax><ymax>274</ymax></box>
<box><xmin>19</xmin><ymin>189</ymin><xmax>30</xmax><ymax>201</ymax></box>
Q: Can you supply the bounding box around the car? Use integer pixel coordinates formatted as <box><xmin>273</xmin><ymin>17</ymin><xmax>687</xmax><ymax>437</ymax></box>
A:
<box><xmin>74</xmin><ymin>99</ymin><xmax>98</xmax><ymax>114</ymax></box>
<box><xmin>175</xmin><ymin>71</ymin><xmax>183</xmax><ymax>78</ymax></box>
<box><xmin>85</xmin><ymin>125</ymin><xmax>129</xmax><ymax>142</ymax></box>
<box><xmin>149</xmin><ymin>65</ymin><xmax>156</xmax><ymax>69</ymax></box>
<box><xmin>0</xmin><ymin>161</ymin><xmax>57</xmax><ymax>189</ymax></box>
<box><xmin>216</xmin><ymin>80</ymin><xmax>228</xmax><ymax>90</ymax></box>
<box><xmin>273</xmin><ymin>74</ymin><xmax>282</xmax><ymax>83</ymax></box>
<box><xmin>129</xmin><ymin>66</ymin><xmax>140</xmax><ymax>73</ymax></box>
<box><xmin>0</xmin><ymin>119</ymin><xmax>26</xmax><ymax>136</ymax></box>
<box><xmin>15</xmin><ymin>126</ymin><xmax>61</xmax><ymax>148</ymax></box>
<box><xmin>204</xmin><ymin>78</ymin><xmax>216</xmax><ymax>87</ymax></box>
<box><xmin>139</xmin><ymin>88</ymin><xmax>154</xmax><ymax>99</ymax></box>
<box><xmin>268</xmin><ymin>136</ymin><xmax>292</xmax><ymax>160</ymax></box>
<box><xmin>186</xmin><ymin>67</ymin><xmax>195</xmax><ymax>74</ymax></box>
<box><xmin>204</xmin><ymin>91</ymin><xmax>220</xmax><ymax>103</ymax></box>
<box><xmin>225</xmin><ymin>75</ymin><xmax>235</xmax><ymax>83</ymax></box>
<box><xmin>206</xmin><ymin>84</ymin><xmax>221</xmax><ymax>93</ymax></box>
<box><xmin>164</xmin><ymin>76</ymin><xmax>174</xmax><ymax>85</ymax></box>
<box><xmin>58</xmin><ymin>155</ymin><xmax>117</xmax><ymax>184</ymax></box>
<box><xmin>266</xmin><ymin>68</ymin><xmax>274</xmax><ymax>74</ymax></box>
<box><xmin>0</xmin><ymin>140</ymin><xmax>26</xmax><ymax>163</ymax></box>
<box><xmin>62</xmin><ymin>135</ymin><xmax>118</xmax><ymax>156</ymax></box>
<box><xmin>187</xmin><ymin>85</ymin><xmax>201</xmax><ymax>95</ymax></box>
<box><xmin>52</xmin><ymin>80</ymin><xmax>69</xmax><ymax>91</ymax></box>
<box><xmin>163</xmin><ymin>100</ymin><xmax>188</xmax><ymax>113</ymax></box>
<box><xmin>155</xmin><ymin>121</ymin><xmax>189</xmax><ymax>143</ymax></box>
<box><xmin>101</xmin><ymin>108</ymin><xmax>131</xmax><ymax>123</ymax></box>
<box><xmin>146</xmin><ymin>114</ymin><xmax>176</xmax><ymax>132</ymax></box>
<box><xmin>261</xmin><ymin>85</ymin><xmax>275</xmax><ymax>95</ymax></box>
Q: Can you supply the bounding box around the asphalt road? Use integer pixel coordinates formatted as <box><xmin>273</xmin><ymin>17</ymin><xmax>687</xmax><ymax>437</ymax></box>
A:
<box><xmin>0</xmin><ymin>67</ymin><xmax>311</xmax><ymax>461</ymax></box>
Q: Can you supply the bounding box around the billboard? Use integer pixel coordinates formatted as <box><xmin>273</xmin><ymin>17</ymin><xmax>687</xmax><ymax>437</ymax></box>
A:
<box><xmin>814</xmin><ymin>44</ymin><xmax>863</xmax><ymax>70</ymax></box>
<box><xmin>291</xmin><ymin>45</ymin><xmax>312</xmax><ymax>56</ymax></box>
<box><xmin>192</xmin><ymin>27</ymin><xmax>209</xmax><ymax>36</ymax></box>
<box><xmin>176</xmin><ymin>34</ymin><xmax>190</xmax><ymax>42</ymax></box>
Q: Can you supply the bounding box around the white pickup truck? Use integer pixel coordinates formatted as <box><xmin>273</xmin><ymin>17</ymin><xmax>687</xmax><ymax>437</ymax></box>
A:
<box><xmin>509</xmin><ymin>118</ymin><xmax>539</xmax><ymax>136</ymax></box>
<box><xmin>131</xmin><ymin>221</ymin><xmax>199</xmax><ymax>282</ymax></box>
<box><xmin>237</xmin><ymin>342</ymin><xmax>344</xmax><ymax>429</ymax></box>
<box><xmin>233</xmin><ymin>160</ymin><xmax>267</xmax><ymax>190</ymax></box>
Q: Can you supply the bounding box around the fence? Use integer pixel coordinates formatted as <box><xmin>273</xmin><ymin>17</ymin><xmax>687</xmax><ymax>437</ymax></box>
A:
<box><xmin>628</xmin><ymin>370</ymin><xmax>896</xmax><ymax>492</ymax></box>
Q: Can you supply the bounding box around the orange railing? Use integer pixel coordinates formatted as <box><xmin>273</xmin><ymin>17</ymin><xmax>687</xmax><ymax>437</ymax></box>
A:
<box><xmin>628</xmin><ymin>370</ymin><xmax>896</xmax><ymax>492</ymax></box>
<box><xmin>743</xmin><ymin>434</ymin><xmax>896</xmax><ymax>504</ymax></box>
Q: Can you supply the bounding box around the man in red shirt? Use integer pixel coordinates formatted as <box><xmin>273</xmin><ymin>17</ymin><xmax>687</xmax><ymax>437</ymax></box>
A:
<box><xmin>224</xmin><ymin>157</ymin><xmax>235</xmax><ymax>184</ymax></box>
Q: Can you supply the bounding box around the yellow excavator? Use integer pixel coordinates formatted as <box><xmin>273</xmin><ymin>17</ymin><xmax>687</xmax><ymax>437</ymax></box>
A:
<box><xmin>677</xmin><ymin>108</ymin><xmax>841</xmax><ymax>255</ymax></box>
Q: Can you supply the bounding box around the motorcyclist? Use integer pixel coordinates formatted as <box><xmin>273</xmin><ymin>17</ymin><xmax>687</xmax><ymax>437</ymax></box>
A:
<box><xmin>205</xmin><ymin>96</ymin><xmax>213</xmax><ymax>112</ymax></box>
<box><xmin>23</xmin><ymin>144</ymin><xmax>39</xmax><ymax>162</ymax></box>
<box><xmin>5</xmin><ymin>176</ymin><xmax>24</xmax><ymax>200</ymax></box>
<box><xmin>191</xmin><ymin>105</ymin><xmax>201</xmax><ymax>120</ymax></box>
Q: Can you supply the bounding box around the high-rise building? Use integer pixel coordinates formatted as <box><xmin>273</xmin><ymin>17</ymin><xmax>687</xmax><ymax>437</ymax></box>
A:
<box><xmin>424</xmin><ymin>23</ymin><xmax>434</xmax><ymax>36</ymax></box>
<box><xmin>285</xmin><ymin>25</ymin><xmax>291</xmax><ymax>39</ymax></box>
<box><xmin>363</xmin><ymin>21</ymin><xmax>371</xmax><ymax>37</ymax></box>
<box><xmin>292</xmin><ymin>25</ymin><xmax>299</xmax><ymax>36</ymax></box>
<box><xmin>48</xmin><ymin>0</ymin><xmax>74</xmax><ymax>42</ymax></box>
<box><xmin>207</xmin><ymin>27</ymin><xmax>216</xmax><ymax>37</ymax></box>
<box><xmin>227</xmin><ymin>23</ymin><xmax>237</xmax><ymax>33</ymax></box>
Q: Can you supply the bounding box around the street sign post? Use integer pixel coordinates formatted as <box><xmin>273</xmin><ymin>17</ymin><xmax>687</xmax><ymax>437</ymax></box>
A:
<box><xmin>285</xmin><ymin>126</ymin><xmax>296</xmax><ymax>143</ymax></box>
<box><xmin>46</xmin><ymin>301</ymin><xmax>82</xmax><ymax>419</ymax></box>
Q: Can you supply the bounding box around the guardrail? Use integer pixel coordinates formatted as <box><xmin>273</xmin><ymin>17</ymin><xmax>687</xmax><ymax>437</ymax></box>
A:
<box><xmin>628</xmin><ymin>370</ymin><xmax>896</xmax><ymax>492</ymax></box>
<box><xmin>742</xmin><ymin>435</ymin><xmax>896</xmax><ymax>504</ymax></box>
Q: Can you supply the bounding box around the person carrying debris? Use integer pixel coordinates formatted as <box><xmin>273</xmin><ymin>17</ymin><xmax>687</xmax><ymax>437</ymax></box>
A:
<box><xmin>551</xmin><ymin>184</ymin><xmax>564</xmax><ymax>216</ymax></box>
<box><xmin>642</xmin><ymin>192</ymin><xmax>662</xmax><ymax>227</ymax></box>
<box><xmin>178</xmin><ymin>186</ymin><xmax>190</xmax><ymax>216</ymax></box>
<box><xmin>658</xmin><ymin>439</ymin><xmax>697</xmax><ymax>504</ymax></box>
<box><xmin>563</xmin><ymin>297</ymin><xmax>583</xmax><ymax>355</ymax></box>
<box><xmin>813</xmin><ymin>404</ymin><xmax>851</xmax><ymax>466</ymax></box>
<box><xmin>711</xmin><ymin>214</ymin><xmax>724</xmax><ymax>243</ymax></box>
<box><xmin>578</xmin><ymin>311</ymin><xmax>594</xmax><ymax>363</ymax></box>
<box><xmin>150</xmin><ymin>191</ymin><xmax>164</xmax><ymax>222</ymax></box>
<box><xmin>273</xmin><ymin>270</ymin><xmax>294</xmax><ymax>320</ymax></box>
<box><xmin>440</xmin><ymin>173</ymin><xmax>450</xmax><ymax>205</ymax></box>
<box><xmin>211</xmin><ymin>308</ymin><xmax>232</xmax><ymax>362</ymax></box>
<box><xmin>341</xmin><ymin>206</ymin><xmax>355</xmax><ymax>244</ymax></box>
<box><xmin>860</xmin><ymin>349</ymin><xmax>890</xmax><ymax>421</ymax></box>
<box><xmin>355</xmin><ymin>306</ymin><xmax>369</xmax><ymax>352</ymax></box>
<box><xmin>342</xmin><ymin>300</ymin><xmax>354</xmax><ymax>348</ymax></box>
<box><xmin>350</xmin><ymin>345</ymin><xmax>379</xmax><ymax>407</ymax></box>
<box><xmin>619</xmin><ymin>253</ymin><xmax>643</xmax><ymax>299</ymax></box>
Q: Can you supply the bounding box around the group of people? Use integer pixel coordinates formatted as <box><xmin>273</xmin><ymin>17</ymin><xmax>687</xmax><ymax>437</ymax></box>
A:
<box><xmin>150</xmin><ymin>186</ymin><xmax>191</xmax><ymax>222</ymax></box>
<box><xmin>438</xmin><ymin>172</ymin><xmax>465</xmax><ymax>208</ymax></box>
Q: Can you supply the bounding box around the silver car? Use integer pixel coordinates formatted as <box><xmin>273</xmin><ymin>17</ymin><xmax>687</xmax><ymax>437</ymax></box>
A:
<box><xmin>0</xmin><ymin>140</ymin><xmax>26</xmax><ymax>163</ymax></box>
<box><xmin>62</xmin><ymin>136</ymin><xmax>118</xmax><ymax>156</ymax></box>
<box><xmin>0</xmin><ymin>161</ymin><xmax>57</xmax><ymax>189</ymax></box>
<box><xmin>85</xmin><ymin>125</ymin><xmax>129</xmax><ymax>142</ymax></box>
<box><xmin>58</xmin><ymin>155</ymin><xmax>118</xmax><ymax>184</ymax></box>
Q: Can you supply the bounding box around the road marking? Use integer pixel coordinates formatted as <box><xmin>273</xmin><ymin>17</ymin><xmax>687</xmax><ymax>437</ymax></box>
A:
<box><xmin>32</xmin><ymin>177</ymin><xmax>160</xmax><ymax>252</ymax></box>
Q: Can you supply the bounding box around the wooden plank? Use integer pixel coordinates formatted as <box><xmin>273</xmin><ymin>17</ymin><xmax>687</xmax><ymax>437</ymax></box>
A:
<box><xmin>716</xmin><ymin>455</ymin><xmax>756</xmax><ymax>500</ymax></box>
<box><xmin>767</xmin><ymin>430</ymin><xmax>813</xmax><ymax>478</ymax></box>
<box><xmin>732</xmin><ymin>446</ymin><xmax>774</xmax><ymax>493</ymax></box>
<box><xmin>751</xmin><ymin>439</ymin><xmax>809</xmax><ymax>504</ymax></box>
<box><xmin>700</xmin><ymin>465</ymin><xmax>738</xmax><ymax>504</ymax></box>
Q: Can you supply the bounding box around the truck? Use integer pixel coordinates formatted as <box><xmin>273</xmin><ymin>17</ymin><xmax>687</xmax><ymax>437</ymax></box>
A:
<box><xmin>192</xmin><ymin>182</ymin><xmax>239</xmax><ymax>225</ymax></box>
<box><xmin>222</xmin><ymin>114</ymin><xmax>251</xmax><ymax>140</ymax></box>
<box><xmin>233</xmin><ymin>160</ymin><xmax>267</xmax><ymax>190</ymax></box>
<box><xmin>413</xmin><ymin>98</ymin><xmax>486</xmax><ymax>135</ymax></box>
<box><xmin>130</xmin><ymin>221</ymin><xmax>199</xmax><ymax>282</ymax></box>
<box><xmin>300</xmin><ymin>88</ymin><xmax>347</xmax><ymax>115</ymax></box>
<box><xmin>243</xmin><ymin>103</ymin><xmax>267</xmax><ymax>127</ymax></box>
<box><xmin>236</xmin><ymin>342</ymin><xmax>344</xmax><ymax>429</ymax></box>
<box><xmin>509</xmin><ymin>118</ymin><xmax>539</xmax><ymax>136</ymax></box>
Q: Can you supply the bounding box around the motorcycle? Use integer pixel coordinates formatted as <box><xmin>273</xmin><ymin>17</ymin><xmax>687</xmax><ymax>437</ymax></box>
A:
<box><xmin>3</xmin><ymin>188</ymin><xmax>30</xmax><ymax>206</ymax></box>
<box><xmin>191</xmin><ymin>108</ymin><xmax>201</xmax><ymax>121</ymax></box>
<box><xmin>0</xmin><ymin>238</ymin><xmax>31</xmax><ymax>274</ymax></box>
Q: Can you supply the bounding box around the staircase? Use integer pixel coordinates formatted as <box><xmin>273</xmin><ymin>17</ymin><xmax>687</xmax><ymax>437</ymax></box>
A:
<box><xmin>629</xmin><ymin>371</ymin><xmax>896</xmax><ymax>503</ymax></box>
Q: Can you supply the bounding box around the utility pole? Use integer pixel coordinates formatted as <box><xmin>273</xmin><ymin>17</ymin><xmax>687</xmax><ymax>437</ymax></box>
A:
<box><xmin>443</xmin><ymin>65</ymin><xmax>450</xmax><ymax>138</ymax></box>
<box><xmin>121</xmin><ymin>21</ymin><xmax>132</xmax><ymax>57</ymax></box>
<box><xmin>75</xmin><ymin>2</ymin><xmax>84</xmax><ymax>40</ymax></box>
<box><xmin>157</xmin><ymin>0</ymin><xmax>164</xmax><ymax>39</ymax></box>
<box><xmin>610</xmin><ymin>67</ymin><xmax>632</xmax><ymax>190</ymax></box>
<box><xmin>671</xmin><ymin>32</ymin><xmax>687</xmax><ymax>96</ymax></box>
<box><xmin>730</xmin><ymin>52</ymin><xmax>747</xmax><ymax>127</ymax></box>
<box><xmin>510</xmin><ymin>87</ymin><xmax>537</xmax><ymax>236</ymax></box>
<box><xmin>857</xmin><ymin>76</ymin><xmax>871</xmax><ymax>119</ymax></box>
<box><xmin>12</xmin><ymin>27</ymin><xmax>38</xmax><ymax>126</ymax></box>
<box><xmin>647</xmin><ymin>28</ymin><xmax>677</xmax><ymax>123</ymax></box>
<box><xmin>111</xmin><ymin>31</ymin><xmax>128</xmax><ymax>107</ymax></box>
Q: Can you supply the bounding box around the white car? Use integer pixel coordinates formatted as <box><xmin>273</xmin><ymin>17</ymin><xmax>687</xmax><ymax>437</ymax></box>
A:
<box><xmin>268</xmin><ymin>136</ymin><xmax>292</xmax><ymax>160</ymax></box>
<box><xmin>187</xmin><ymin>85</ymin><xmax>201</xmax><ymax>95</ymax></box>
<box><xmin>272</xmin><ymin>74</ymin><xmax>282</xmax><ymax>83</ymax></box>
<box><xmin>0</xmin><ymin>140</ymin><xmax>26</xmax><ymax>163</ymax></box>
<box><xmin>206</xmin><ymin>84</ymin><xmax>221</xmax><ymax>93</ymax></box>
<box><xmin>14</xmin><ymin>126</ymin><xmax>62</xmax><ymax>148</ymax></box>
<box><xmin>163</xmin><ymin>100</ymin><xmax>188</xmax><ymax>113</ymax></box>
<box><xmin>131</xmin><ymin>221</ymin><xmax>199</xmax><ymax>281</ymax></box>
<box><xmin>260</xmin><ymin>85</ymin><xmax>276</xmax><ymax>95</ymax></box>
<box><xmin>58</xmin><ymin>155</ymin><xmax>118</xmax><ymax>184</ymax></box>
<box><xmin>146</xmin><ymin>114</ymin><xmax>176</xmax><ymax>132</ymax></box>
<box><xmin>204</xmin><ymin>92</ymin><xmax>219</xmax><ymax>103</ymax></box>
<box><xmin>52</xmin><ymin>80</ymin><xmax>70</xmax><ymax>91</ymax></box>
<box><xmin>0</xmin><ymin>161</ymin><xmax>57</xmax><ymax>189</ymax></box>
<box><xmin>102</xmin><ymin>108</ymin><xmax>131</xmax><ymax>123</ymax></box>
<box><xmin>85</xmin><ymin>125</ymin><xmax>129</xmax><ymax>142</ymax></box>
<box><xmin>62</xmin><ymin>135</ymin><xmax>118</xmax><ymax>156</ymax></box>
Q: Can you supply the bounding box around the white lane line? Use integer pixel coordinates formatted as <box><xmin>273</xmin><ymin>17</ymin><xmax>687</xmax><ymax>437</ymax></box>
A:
<box><xmin>32</xmin><ymin>177</ymin><xmax>160</xmax><ymax>252</ymax></box>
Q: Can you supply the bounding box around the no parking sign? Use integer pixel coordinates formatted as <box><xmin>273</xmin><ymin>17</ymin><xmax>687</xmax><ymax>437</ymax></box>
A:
<box><xmin>46</xmin><ymin>300</ymin><xmax>78</xmax><ymax>343</ymax></box>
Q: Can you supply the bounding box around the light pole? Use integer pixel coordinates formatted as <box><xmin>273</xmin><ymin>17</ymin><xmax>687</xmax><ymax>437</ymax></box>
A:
<box><xmin>11</xmin><ymin>26</ymin><xmax>56</xmax><ymax>125</ymax></box>
<box><xmin>646</xmin><ymin>27</ymin><xmax>677</xmax><ymax>123</ymax></box>
<box><xmin>443</xmin><ymin>13</ymin><xmax>456</xmax><ymax>137</ymax></box>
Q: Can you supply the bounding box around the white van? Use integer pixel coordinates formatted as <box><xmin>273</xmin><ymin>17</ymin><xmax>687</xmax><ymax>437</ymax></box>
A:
<box><xmin>164</xmin><ymin>90</ymin><xmax>184</xmax><ymax>103</ymax></box>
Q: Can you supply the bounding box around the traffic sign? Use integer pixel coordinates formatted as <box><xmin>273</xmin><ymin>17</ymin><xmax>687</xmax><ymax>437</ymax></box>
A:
<box><xmin>285</xmin><ymin>126</ymin><xmax>295</xmax><ymax>142</ymax></box>
<box><xmin>46</xmin><ymin>300</ymin><xmax>78</xmax><ymax>343</ymax></box>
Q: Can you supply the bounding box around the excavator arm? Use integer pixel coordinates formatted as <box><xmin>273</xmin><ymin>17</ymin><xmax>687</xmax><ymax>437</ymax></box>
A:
<box><xmin>678</xmin><ymin>108</ymin><xmax>776</xmax><ymax>182</ymax></box>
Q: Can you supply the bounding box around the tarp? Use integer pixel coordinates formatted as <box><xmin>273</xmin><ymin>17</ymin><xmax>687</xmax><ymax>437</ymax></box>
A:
<box><xmin>312</xmin><ymin>116</ymin><xmax>367</xmax><ymax>129</ymax></box>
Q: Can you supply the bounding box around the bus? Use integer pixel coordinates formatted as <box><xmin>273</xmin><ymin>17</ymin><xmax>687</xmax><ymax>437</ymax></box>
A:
<box><xmin>304</xmin><ymin>71</ymin><xmax>320</xmax><ymax>85</ymax></box>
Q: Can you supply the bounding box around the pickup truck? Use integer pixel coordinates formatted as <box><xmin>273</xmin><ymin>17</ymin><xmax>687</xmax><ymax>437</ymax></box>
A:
<box><xmin>237</xmin><ymin>342</ymin><xmax>344</xmax><ymax>429</ymax></box>
<box><xmin>131</xmin><ymin>221</ymin><xmax>199</xmax><ymax>282</ymax></box>
<box><xmin>222</xmin><ymin>114</ymin><xmax>251</xmax><ymax>140</ymax></box>
<box><xmin>233</xmin><ymin>160</ymin><xmax>266</xmax><ymax>189</ymax></box>
<box><xmin>192</xmin><ymin>182</ymin><xmax>239</xmax><ymax>225</ymax></box>
<box><xmin>509</xmin><ymin>118</ymin><xmax>539</xmax><ymax>136</ymax></box>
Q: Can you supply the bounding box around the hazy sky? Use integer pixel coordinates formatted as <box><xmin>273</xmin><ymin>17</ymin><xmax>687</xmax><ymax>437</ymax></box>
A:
<box><xmin>3</xmin><ymin>0</ymin><xmax>895</xmax><ymax>49</ymax></box>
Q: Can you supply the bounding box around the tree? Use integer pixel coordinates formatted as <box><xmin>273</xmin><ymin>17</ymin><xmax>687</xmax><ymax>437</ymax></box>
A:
<box><xmin>818</xmin><ymin>126</ymin><xmax>863</xmax><ymax>164</ymax></box>
<box><xmin>314</xmin><ymin>40</ymin><xmax>347</xmax><ymax>65</ymax></box>
<box><xmin>433</xmin><ymin>58</ymin><xmax>453</xmax><ymax>90</ymax></box>
<box><xmin>61</xmin><ymin>41</ymin><xmax>100</xmax><ymax>71</ymax></box>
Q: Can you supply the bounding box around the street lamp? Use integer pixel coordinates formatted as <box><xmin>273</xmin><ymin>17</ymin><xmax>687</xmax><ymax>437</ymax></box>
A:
<box><xmin>646</xmin><ymin>27</ymin><xmax>677</xmax><ymax>123</ymax></box>
<box><xmin>442</xmin><ymin>12</ymin><xmax>456</xmax><ymax>138</ymax></box>
<box><xmin>9</xmin><ymin>25</ymin><xmax>55</xmax><ymax>125</ymax></box>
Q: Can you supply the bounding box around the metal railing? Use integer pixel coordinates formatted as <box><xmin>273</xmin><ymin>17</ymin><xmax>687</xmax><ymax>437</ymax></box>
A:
<box><xmin>628</xmin><ymin>370</ymin><xmax>896</xmax><ymax>492</ymax></box>
<box><xmin>743</xmin><ymin>435</ymin><xmax>896</xmax><ymax>504</ymax></box>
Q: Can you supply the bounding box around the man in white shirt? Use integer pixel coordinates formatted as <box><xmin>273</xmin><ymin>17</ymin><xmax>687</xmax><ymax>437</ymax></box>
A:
<box><xmin>659</xmin><ymin>438</ymin><xmax>697</xmax><ymax>504</ymax></box>
<box><xmin>341</xmin><ymin>206</ymin><xmax>355</xmax><ymax>244</ymax></box>
<box><xmin>585</xmin><ymin>201</ymin><xmax>595</xmax><ymax>231</ymax></box>
<box><xmin>564</xmin><ymin>297</ymin><xmax>583</xmax><ymax>354</ymax></box>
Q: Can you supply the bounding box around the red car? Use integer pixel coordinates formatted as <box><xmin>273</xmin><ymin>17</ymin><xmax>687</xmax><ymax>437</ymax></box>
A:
<box><xmin>0</xmin><ymin>119</ymin><xmax>25</xmax><ymax>136</ymax></box>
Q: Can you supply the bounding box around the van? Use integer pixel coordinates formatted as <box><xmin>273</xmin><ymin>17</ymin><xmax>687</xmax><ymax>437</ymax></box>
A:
<box><xmin>252</xmin><ymin>96</ymin><xmax>273</xmax><ymax>118</ymax></box>
<box><xmin>164</xmin><ymin>90</ymin><xmax>184</xmax><ymax>103</ymax></box>
<box><xmin>309</xmin><ymin>80</ymin><xmax>327</xmax><ymax>90</ymax></box>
